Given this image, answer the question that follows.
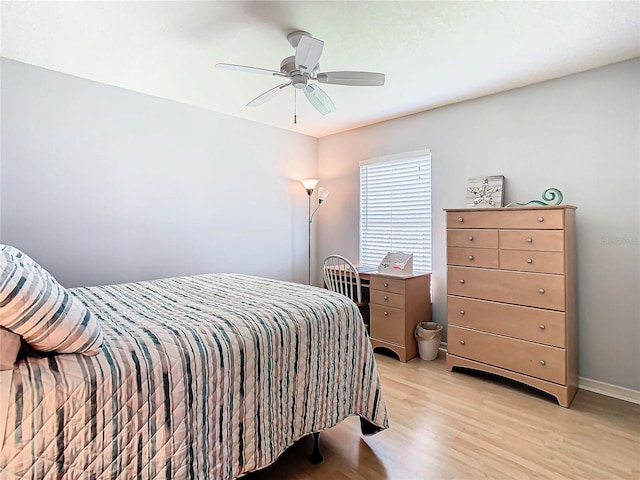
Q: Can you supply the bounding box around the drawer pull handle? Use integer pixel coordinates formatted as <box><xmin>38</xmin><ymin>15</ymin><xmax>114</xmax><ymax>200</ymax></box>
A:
<box><xmin>526</xmin><ymin>237</ymin><xmax>533</xmax><ymax>243</ymax></box>
<box><xmin>539</xmin><ymin>360</ymin><xmax>546</xmax><ymax>366</ymax></box>
<box><xmin>460</xmin><ymin>310</ymin><xmax>465</xmax><ymax>315</ymax></box>
<box><xmin>468</xmin><ymin>255</ymin><xmax>474</xmax><ymax>260</ymax></box>
<box><xmin>538</xmin><ymin>288</ymin><xmax>545</xmax><ymax>294</ymax></box>
<box><xmin>458</xmin><ymin>217</ymin><xmax>464</xmax><ymax>222</ymax></box>
<box><xmin>527</xmin><ymin>258</ymin><xmax>533</xmax><ymax>264</ymax></box>
<box><xmin>383</xmin><ymin>283</ymin><xmax>388</xmax><ymax>287</ymax></box>
<box><xmin>538</xmin><ymin>217</ymin><xmax>544</xmax><ymax>222</ymax></box>
<box><xmin>460</xmin><ymin>340</ymin><xmax>465</xmax><ymax>345</ymax></box>
<box><xmin>384</xmin><ymin>295</ymin><xmax>388</xmax><ymax>301</ymax></box>
<box><xmin>383</xmin><ymin>311</ymin><xmax>388</xmax><ymax>316</ymax></box>
<box><xmin>468</xmin><ymin>236</ymin><xmax>474</xmax><ymax>241</ymax></box>
<box><xmin>459</xmin><ymin>279</ymin><xmax>465</xmax><ymax>284</ymax></box>
<box><xmin>539</xmin><ymin>324</ymin><xmax>546</xmax><ymax>330</ymax></box>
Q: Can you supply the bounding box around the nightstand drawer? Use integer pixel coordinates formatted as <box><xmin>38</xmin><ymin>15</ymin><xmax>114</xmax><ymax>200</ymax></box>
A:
<box><xmin>448</xmin><ymin>326</ymin><xmax>566</xmax><ymax>384</ymax></box>
<box><xmin>447</xmin><ymin>296</ymin><xmax>565</xmax><ymax>347</ymax></box>
<box><xmin>447</xmin><ymin>209</ymin><xmax>564</xmax><ymax>230</ymax></box>
<box><xmin>500</xmin><ymin>250</ymin><xmax>565</xmax><ymax>274</ymax></box>
<box><xmin>447</xmin><ymin>229</ymin><xmax>498</xmax><ymax>248</ymax></box>
<box><xmin>370</xmin><ymin>305</ymin><xmax>405</xmax><ymax>345</ymax></box>
<box><xmin>499</xmin><ymin>230</ymin><xmax>564</xmax><ymax>252</ymax></box>
<box><xmin>448</xmin><ymin>247</ymin><xmax>499</xmax><ymax>268</ymax></box>
<box><xmin>447</xmin><ymin>266</ymin><xmax>566</xmax><ymax>310</ymax></box>
<box><xmin>370</xmin><ymin>290</ymin><xmax>404</xmax><ymax>309</ymax></box>
<box><xmin>370</xmin><ymin>276</ymin><xmax>405</xmax><ymax>294</ymax></box>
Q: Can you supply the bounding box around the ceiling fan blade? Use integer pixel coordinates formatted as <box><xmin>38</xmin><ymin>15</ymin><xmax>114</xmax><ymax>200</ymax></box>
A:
<box><xmin>216</xmin><ymin>63</ymin><xmax>285</xmax><ymax>77</ymax></box>
<box><xmin>303</xmin><ymin>84</ymin><xmax>335</xmax><ymax>115</ymax></box>
<box><xmin>316</xmin><ymin>71</ymin><xmax>385</xmax><ymax>86</ymax></box>
<box><xmin>247</xmin><ymin>83</ymin><xmax>291</xmax><ymax>107</ymax></box>
<box><xmin>295</xmin><ymin>35</ymin><xmax>324</xmax><ymax>74</ymax></box>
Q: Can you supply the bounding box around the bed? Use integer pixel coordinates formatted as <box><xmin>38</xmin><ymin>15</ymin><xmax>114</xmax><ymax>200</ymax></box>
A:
<box><xmin>0</xmin><ymin>248</ymin><xmax>389</xmax><ymax>479</ymax></box>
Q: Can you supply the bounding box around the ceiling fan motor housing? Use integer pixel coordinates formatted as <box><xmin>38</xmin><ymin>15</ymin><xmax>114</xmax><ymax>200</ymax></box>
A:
<box><xmin>280</xmin><ymin>56</ymin><xmax>318</xmax><ymax>76</ymax></box>
<box><xmin>281</xmin><ymin>56</ymin><xmax>316</xmax><ymax>88</ymax></box>
<box><xmin>280</xmin><ymin>56</ymin><xmax>297</xmax><ymax>75</ymax></box>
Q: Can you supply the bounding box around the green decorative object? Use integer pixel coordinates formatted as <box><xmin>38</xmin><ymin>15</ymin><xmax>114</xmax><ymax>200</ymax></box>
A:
<box><xmin>506</xmin><ymin>188</ymin><xmax>564</xmax><ymax>207</ymax></box>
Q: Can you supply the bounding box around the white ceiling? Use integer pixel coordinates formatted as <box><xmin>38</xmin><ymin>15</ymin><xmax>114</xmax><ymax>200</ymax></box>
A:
<box><xmin>2</xmin><ymin>1</ymin><xmax>639</xmax><ymax>138</ymax></box>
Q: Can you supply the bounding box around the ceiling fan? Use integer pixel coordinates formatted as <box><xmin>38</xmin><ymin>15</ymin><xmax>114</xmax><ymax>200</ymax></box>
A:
<box><xmin>216</xmin><ymin>31</ymin><xmax>385</xmax><ymax>117</ymax></box>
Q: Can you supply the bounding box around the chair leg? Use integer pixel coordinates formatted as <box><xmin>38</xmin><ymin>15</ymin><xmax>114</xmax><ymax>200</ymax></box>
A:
<box><xmin>358</xmin><ymin>305</ymin><xmax>370</xmax><ymax>334</ymax></box>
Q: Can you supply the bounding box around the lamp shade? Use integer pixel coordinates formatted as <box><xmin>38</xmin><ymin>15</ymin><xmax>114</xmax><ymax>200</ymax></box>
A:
<box><xmin>300</xmin><ymin>179</ymin><xmax>320</xmax><ymax>192</ymax></box>
<box><xmin>318</xmin><ymin>186</ymin><xmax>329</xmax><ymax>202</ymax></box>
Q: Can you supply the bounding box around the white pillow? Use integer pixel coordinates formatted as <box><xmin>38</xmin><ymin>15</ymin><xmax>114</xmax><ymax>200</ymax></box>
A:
<box><xmin>0</xmin><ymin>248</ymin><xmax>103</xmax><ymax>356</ymax></box>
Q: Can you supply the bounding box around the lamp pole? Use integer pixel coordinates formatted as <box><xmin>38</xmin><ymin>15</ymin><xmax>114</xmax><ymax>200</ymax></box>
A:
<box><xmin>307</xmin><ymin>190</ymin><xmax>313</xmax><ymax>285</ymax></box>
<box><xmin>300</xmin><ymin>179</ymin><xmax>329</xmax><ymax>286</ymax></box>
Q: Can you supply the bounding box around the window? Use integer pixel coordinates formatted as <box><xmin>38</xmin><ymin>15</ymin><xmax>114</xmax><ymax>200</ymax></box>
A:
<box><xmin>359</xmin><ymin>150</ymin><xmax>432</xmax><ymax>272</ymax></box>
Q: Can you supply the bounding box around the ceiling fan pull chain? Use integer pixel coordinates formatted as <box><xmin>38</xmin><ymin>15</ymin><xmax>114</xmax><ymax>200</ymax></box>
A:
<box><xmin>294</xmin><ymin>89</ymin><xmax>297</xmax><ymax>124</ymax></box>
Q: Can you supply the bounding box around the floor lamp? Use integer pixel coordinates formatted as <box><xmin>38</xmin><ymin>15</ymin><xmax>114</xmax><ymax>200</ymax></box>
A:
<box><xmin>301</xmin><ymin>179</ymin><xmax>329</xmax><ymax>285</ymax></box>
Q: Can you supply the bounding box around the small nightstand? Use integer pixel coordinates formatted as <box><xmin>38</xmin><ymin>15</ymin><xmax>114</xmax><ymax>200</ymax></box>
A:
<box><xmin>368</xmin><ymin>273</ymin><xmax>431</xmax><ymax>362</ymax></box>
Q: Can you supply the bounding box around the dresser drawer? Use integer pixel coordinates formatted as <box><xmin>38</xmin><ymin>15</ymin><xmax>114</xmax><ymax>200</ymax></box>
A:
<box><xmin>448</xmin><ymin>247</ymin><xmax>499</xmax><ymax>268</ymax></box>
<box><xmin>370</xmin><ymin>305</ymin><xmax>405</xmax><ymax>345</ymax></box>
<box><xmin>447</xmin><ymin>229</ymin><xmax>498</xmax><ymax>248</ymax></box>
<box><xmin>447</xmin><ymin>209</ymin><xmax>564</xmax><ymax>230</ymax></box>
<box><xmin>499</xmin><ymin>230</ymin><xmax>564</xmax><ymax>252</ymax></box>
<box><xmin>370</xmin><ymin>276</ymin><xmax>405</xmax><ymax>295</ymax></box>
<box><xmin>499</xmin><ymin>250</ymin><xmax>565</xmax><ymax>274</ymax></box>
<box><xmin>447</xmin><ymin>296</ymin><xmax>565</xmax><ymax>347</ymax></box>
<box><xmin>448</xmin><ymin>326</ymin><xmax>566</xmax><ymax>384</ymax></box>
<box><xmin>447</xmin><ymin>266</ymin><xmax>566</xmax><ymax>310</ymax></box>
<box><xmin>371</xmin><ymin>290</ymin><xmax>404</xmax><ymax>309</ymax></box>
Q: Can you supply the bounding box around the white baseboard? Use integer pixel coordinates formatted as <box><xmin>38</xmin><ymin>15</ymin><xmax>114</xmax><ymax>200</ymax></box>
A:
<box><xmin>578</xmin><ymin>377</ymin><xmax>640</xmax><ymax>405</ymax></box>
<box><xmin>439</xmin><ymin>342</ymin><xmax>640</xmax><ymax>405</ymax></box>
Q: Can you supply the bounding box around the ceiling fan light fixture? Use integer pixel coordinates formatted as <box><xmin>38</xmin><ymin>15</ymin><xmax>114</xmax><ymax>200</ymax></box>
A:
<box><xmin>292</xmin><ymin>74</ymin><xmax>307</xmax><ymax>89</ymax></box>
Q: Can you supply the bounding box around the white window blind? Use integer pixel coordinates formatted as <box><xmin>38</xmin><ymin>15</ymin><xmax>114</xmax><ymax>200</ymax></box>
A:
<box><xmin>360</xmin><ymin>150</ymin><xmax>432</xmax><ymax>272</ymax></box>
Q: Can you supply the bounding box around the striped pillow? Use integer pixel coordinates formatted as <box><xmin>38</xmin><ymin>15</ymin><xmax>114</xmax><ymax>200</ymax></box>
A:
<box><xmin>0</xmin><ymin>244</ymin><xmax>45</xmax><ymax>271</ymax></box>
<box><xmin>0</xmin><ymin>327</ymin><xmax>21</xmax><ymax>370</ymax></box>
<box><xmin>0</xmin><ymin>250</ymin><xmax>103</xmax><ymax>356</ymax></box>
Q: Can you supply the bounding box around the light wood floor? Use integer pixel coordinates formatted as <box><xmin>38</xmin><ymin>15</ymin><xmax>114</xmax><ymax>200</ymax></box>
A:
<box><xmin>246</xmin><ymin>351</ymin><xmax>640</xmax><ymax>479</ymax></box>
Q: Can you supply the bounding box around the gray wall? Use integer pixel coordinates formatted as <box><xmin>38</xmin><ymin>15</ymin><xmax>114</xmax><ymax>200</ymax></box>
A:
<box><xmin>1</xmin><ymin>59</ymin><xmax>318</xmax><ymax>287</ymax></box>
<box><xmin>318</xmin><ymin>59</ymin><xmax>640</xmax><ymax>391</ymax></box>
<box><xmin>3</xmin><ymin>57</ymin><xmax>639</xmax><ymax>392</ymax></box>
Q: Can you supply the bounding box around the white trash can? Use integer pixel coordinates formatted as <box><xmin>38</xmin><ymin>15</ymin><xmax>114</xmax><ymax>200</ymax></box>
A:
<box><xmin>414</xmin><ymin>322</ymin><xmax>443</xmax><ymax>361</ymax></box>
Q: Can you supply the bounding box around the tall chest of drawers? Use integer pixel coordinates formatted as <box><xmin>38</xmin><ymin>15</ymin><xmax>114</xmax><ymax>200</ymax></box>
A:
<box><xmin>445</xmin><ymin>206</ymin><xmax>578</xmax><ymax>407</ymax></box>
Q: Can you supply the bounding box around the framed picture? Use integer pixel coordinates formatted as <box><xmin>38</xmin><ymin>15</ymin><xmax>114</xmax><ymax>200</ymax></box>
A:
<box><xmin>466</xmin><ymin>175</ymin><xmax>504</xmax><ymax>208</ymax></box>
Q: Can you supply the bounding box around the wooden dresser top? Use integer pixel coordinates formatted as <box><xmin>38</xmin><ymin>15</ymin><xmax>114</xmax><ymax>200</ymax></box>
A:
<box><xmin>445</xmin><ymin>205</ymin><xmax>577</xmax><ymax>212</ymax></box>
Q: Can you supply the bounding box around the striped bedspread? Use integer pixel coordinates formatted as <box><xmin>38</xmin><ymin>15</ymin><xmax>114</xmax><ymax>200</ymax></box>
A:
<box><xmin>0</xmin><ymin>273</ymin><xmax>388</xmax><ymax>479</ymax></box>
